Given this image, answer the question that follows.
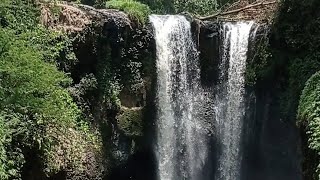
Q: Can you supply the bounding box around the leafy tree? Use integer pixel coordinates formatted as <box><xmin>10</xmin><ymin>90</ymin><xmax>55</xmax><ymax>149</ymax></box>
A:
<box><xmin>174</xmin><ymin>0</ymin><xmax>218</xmax><ymax>15</ymax></box>
<box><xmin>0</xmin><ymin>0</ymin><xmax>104</xmax><ymax>179</ymax></box>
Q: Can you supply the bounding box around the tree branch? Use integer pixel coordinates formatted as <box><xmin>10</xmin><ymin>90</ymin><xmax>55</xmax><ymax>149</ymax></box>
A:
<box><xmin>199</xmin><ymin>0</ymin><xmax>277</xmax><ymax>20</ymax></box>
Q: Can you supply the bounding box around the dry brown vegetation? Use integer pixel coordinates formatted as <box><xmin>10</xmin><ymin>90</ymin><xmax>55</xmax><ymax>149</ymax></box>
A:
<box><xmin>199</xmin><ymin>0</ymin><xmax>279</xmax><ymax>23</ymax></box>
<box><xmin>40</xmin><ymin>2</ymin><xmax>92</xmax><ymax>32</ymax></box>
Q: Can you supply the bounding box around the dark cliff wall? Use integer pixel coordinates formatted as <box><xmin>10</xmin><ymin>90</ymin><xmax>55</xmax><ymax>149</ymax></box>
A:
<box><xmin>43</xmin><ymin>4</ymin><xmax>158</xmax><ymax>179</ymax></box>
<box><xmin>271</xmin><ymin>0</ymin><xmax>320</xmax><ymax>179</ymax></box>
<box><xmin>245</xmin><ymin>0</ymin><xmax>320</xmax><ymax>179</ymax></box>
<box><xmin>242</xmin><ymin>24</ymin><xmax>302</xmax><ymax>180</ymax></box>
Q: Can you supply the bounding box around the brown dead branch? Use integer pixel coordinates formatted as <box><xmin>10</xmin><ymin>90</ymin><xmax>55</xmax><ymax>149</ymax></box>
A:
<box><xmin>199</xmin><ymin>0</ymin><xmax>277</xmax><ymax>20</ymax></box>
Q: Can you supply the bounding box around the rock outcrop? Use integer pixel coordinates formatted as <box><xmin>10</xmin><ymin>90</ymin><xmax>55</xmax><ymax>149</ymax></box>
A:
<box><xmin>40</xmin><ymin>2</ymin><xmax>156</xmax><ymax>179</ymax></box>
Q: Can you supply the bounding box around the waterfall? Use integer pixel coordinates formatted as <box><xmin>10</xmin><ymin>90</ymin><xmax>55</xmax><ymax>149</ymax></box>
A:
<box><xmin>150</xmin><ymin>15</ymin><xmax>210</xmax><ymax>180</ymax></box>
<box><xmin>215</xmin><ymin>22</ymin><xmax>254</xmax><ymax>180</ymax></box>
<box><xmin>150</xmin><ymin>15</ymin><xmax>255</xmax><ymax>180</ymax></box>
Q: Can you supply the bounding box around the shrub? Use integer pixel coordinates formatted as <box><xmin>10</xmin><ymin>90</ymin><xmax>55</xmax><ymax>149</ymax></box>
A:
<box><xmin>298</xmin><ymin>71</ymin><xmax>320</xmax><ymax>179</ymax></box>
<box><xmin>106</xmin><ymin>0</ymin><xmax>151</xmax><ymax>24</ymax></box>
<box><xmin>0</xmin><ymin>112</ymin><xmax>26</xmax><ymax>180</ymax></box>
<box><xmin>174</xmin><ymin>0</ymin><xmax>218</xmax><ymax>16</ymax></box>
<box><xmin>0</xmin><ymin>5</ymin><xmax>104</xmax><ymax>178</ymax></box>
<box><xmin>117</xmin><ymin>107</ymin><xmax>143</xmax><ymax>136</ymax></box>
<box><xmin>138</xmin><ymin>0</ymin><xmax>221</xmax><ymax>15</ymax></box>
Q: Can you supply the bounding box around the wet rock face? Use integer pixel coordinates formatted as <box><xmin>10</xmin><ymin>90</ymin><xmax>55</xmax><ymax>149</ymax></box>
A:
<box><xmin>240</xmin><ymin>89</ymin><xmax>302</xmax><ymax>180</ymax></box>
<box><xmin>241</xmin><ymin>25</ymin><xmax>302</xmax><ymax>180</ymax></box>
<box><xmin>197</xmin><ymin>20</ymin><xmax>220</xmax><ymax>87</ymax></box>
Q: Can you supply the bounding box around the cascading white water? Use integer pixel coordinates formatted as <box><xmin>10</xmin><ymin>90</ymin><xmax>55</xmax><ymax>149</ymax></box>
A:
<box><xmin>215</xmin><ymin>22</ymin><xmax>254</xmax><ymax>180</ymax></box>
<box><xmin>150</xmin><ymin>15</ymin><xmax>210</xmax><ymax>180</ymax></box>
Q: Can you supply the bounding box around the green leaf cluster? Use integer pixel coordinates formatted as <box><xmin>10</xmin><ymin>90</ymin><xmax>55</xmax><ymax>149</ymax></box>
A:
<box><xmin>106</xmin><ymin>0</ymin><xmax>151</xmax><ymax>24</ymax></box>
<box><xmin>117</xmin><ymin>107</ymin><xmax>143</xmax><ymax>137</ymax></box>
<box><xmin>0</xmin><ymin>0</ymin><xmax>39</xmax><ymax>31</ymax></box>
<box><xmin>0</xmin><ymin>0</ymin><xmax>104</xmax><ymax>179</ymax></box>
<box><xmin>139</xmin><ymin>0</ymin><xmax>225</xmax><ymax>15</ymax></box>
<box><xmin>298</xmin><ymin>71</ymin><xmax>320</xmax><ymax>180</ymax></box>
<box><xmin>173</xmin><ymin>0</ymin><xmax>218</xmax><ymax>16</ymax></box>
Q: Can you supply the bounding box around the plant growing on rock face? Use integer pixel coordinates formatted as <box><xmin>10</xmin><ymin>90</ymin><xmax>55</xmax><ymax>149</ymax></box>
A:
<box><xmin>117</xmin><ymin>107</ymin><xmax>143</xmax><ymax>137</ymax></box>
<box><xmin>298</xmin><ymin>71</ymin><xmax>320</xmax><ymax>180</ymax></box>
<box><xmin>105</xmin><ymin>0</ymin><xmax>151</xmax><ymax>25</ymax></box>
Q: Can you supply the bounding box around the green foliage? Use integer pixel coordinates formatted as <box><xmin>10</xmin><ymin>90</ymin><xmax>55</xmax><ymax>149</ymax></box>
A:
<box><xmin>0</xmin><ymin>115</ymin><xmax>8</xmax><ymax>179</ymax></box>
<box><xmin>117</xmin><ymin>107</ymin><xmax>143</xmax><ymax>136</ymax></box>
<box><xmin>174</xmin><ymin>0</ymin><xmax>218</xmax><ymax>15</ymax></box>
<box><xmin>69</xmin><ymin>0</ymin><xmax>106</xmax><ymax>8</ymax></box>
<box><xmin>0</xmin><ymin>0</ymin><xmax>39</xmax><ymax>30</ymax></box>
<box><xmin>106</xmin><ymin>0</ymin><xmax>151</xmax><ymax>24</ymax></box>
<box><xmin>73</xmin><ymin>0</ymin><xmax>221</xmax><ymax>15</ymax></box>
<box><xmin>268</xmin><ymin>0</ymin><xmax>320</xmax><ymax>121</ymax></box>
<box><xmin>0</xmin><ymin>112</ymin><xmax>26</xmax><ymax>180</ymax></box>
<box><xmin>250</xmin><ymin>0</ymin><xmax>320</xmax><ymax>120</ymax></box>
<box><xmin>0</xmin><ymin>27</ymin><xmax>101</xmax><ymax>178</ymax></box>
<box><xmin>280</xmin><ymin>55</ymin><xmax>320</xmax><ymax>119</ymax></box>
<box><xmin>138</xmin><ymin>0</ymin><xmax>221</xmax><ymax>15</ymax></box>
<box><xmin>298</xmin><ymin>71</ymin><xmax>320</xmax><ymax>122</ymax></box>
<box><xmin>245</xmin><ymin>35</ymin><xmax>272</xmax><ymax>87</ymax></box>
<box><xmin>298</xmin><ymin>71</ymin><xmax>320</xmax><ymax>179</ymax></box>
<box><xmin>1</xmin><ymin>0</ymin><xmax>77</xmax><ymax>70</ymax></box>
<box><xmin>24</xmin><ymin>28</ymin><xmax>78</xmax><ymax>71</ymax></box>
<box><xmin>274</xmin><ymin>0</ymin><xmax>320</xmax><ymax>53</ymax></box>
<box><xmin>253</xmin><ymin>0</ymin><xmax>320</xmax><ymax>178</ymax></box>
<box><xmin>137</xmin><ymin>0</ymin><xmax>174</xmax><ymax>13</ymax></box>
<box><xmin>0</xmin><ymin>0</ymin><xmax>104</xmax><ymax>179</ymax></box>
<box><xmin>95</xmin><ymin>47</ymin><xmax>122</xmax><ymax>108</ymax></box>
